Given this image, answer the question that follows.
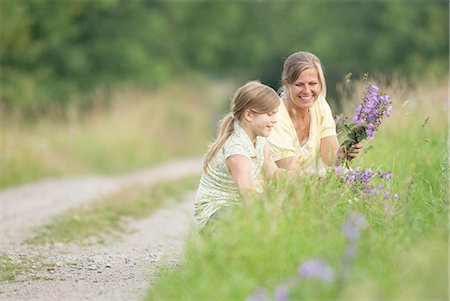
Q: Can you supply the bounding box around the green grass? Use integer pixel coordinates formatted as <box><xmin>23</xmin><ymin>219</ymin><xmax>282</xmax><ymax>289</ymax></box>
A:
<box><xmin>145</xmin><ymin>79</ymin><xmax>448</xmax><ymax>300</ymax></box>
<box><xmin>0</xmin><ymin>79</ymin><xmax>232</xmax><ymax>189</ymax></box>
<box><xmin>26</xmin><ymin>176</ymin><xmax>199</xmax><ymax>245</ymax></box>
<box><xmin>0</xmin><ymin>254</ymin><xmax>55</xmax><ymax>283</ymax></box>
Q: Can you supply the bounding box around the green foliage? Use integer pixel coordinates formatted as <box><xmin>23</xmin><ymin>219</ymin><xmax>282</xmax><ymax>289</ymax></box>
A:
<box><xmin>341</xmin><ymin>124</ymin><xmax>368</xmax><ymax>152</ymax></box>
<box><xmin>0</xmin><ymin>255</ymin><xmax>18</xmax><ymax>282</ymax></box>
<box><xmin>145</xmin><ymin>79</ymin><xmax>448</xmax><ymax>300</ymax></box>
<box><xmin>147</xmin><ymin>164</ymin><xmax>447</xmax><ymax>300</ymax></box>
<box><xmin>1</xmin><ymin>0</ymin><xmax>448</xmax><ymax>112</ymax></box>
<box><xmin>0</xmin><ymin>254</ymin><xmax>54</xmax><ymax>282</ymax></box>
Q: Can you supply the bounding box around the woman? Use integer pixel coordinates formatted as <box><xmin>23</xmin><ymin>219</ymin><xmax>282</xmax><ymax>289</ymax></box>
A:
<box><xmin>195</xmin><ymin>81</ymin><xmax>280</xmax><ymax>229</ymax></box>
<box><xmin>268</xmin><ymin>51</ymin><xmax>361</xmax><ymax>175</ymax></box>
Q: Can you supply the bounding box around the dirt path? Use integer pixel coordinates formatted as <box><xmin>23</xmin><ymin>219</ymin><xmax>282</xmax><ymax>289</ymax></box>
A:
<box><xmin>0</xmin><ymin>158</ymin><xmax>202</xmax><ymax>300</ymax></box>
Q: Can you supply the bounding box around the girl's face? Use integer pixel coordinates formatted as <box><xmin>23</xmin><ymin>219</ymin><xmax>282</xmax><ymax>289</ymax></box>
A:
<box><xmin>287</xmin><ymin>67</ymin><xmax>322</xmax><ymax>111</ymax></box>
<box><xmin>249</xmin><ymin>107</ymin><xmax>279</xmax><ymax>138</ymax></box>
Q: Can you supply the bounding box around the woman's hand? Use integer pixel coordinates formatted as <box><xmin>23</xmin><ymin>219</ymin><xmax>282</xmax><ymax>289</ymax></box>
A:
<box><xmin>337</xmin><ymin>143</ymin><xmax>363</xmax><ymax>161</ymax></box>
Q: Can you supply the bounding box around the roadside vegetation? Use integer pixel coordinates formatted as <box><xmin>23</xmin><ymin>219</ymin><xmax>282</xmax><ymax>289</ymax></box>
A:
<box><xmin>0</xmin><ymin>254</ymin><xmax>55</xmax><ymax>283</ymax></box>
<box><xmin>146</xmin><ymin>78</ymin><xmax>448</xmax><ymax>300</ymax></box>
<box><xmin>1</xmin><ymin>79</ymin><xmax>231</xmax><ymax>189</ymax></box>
<box><xmin>26</xmin><ymin>175</ymin><xmax>199</xmax><ymax>245</ymax></box>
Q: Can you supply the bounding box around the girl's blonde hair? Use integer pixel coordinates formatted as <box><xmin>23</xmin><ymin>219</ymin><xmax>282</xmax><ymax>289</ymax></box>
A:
<box><xmin>203</xmin><ymin>81</ymin><xmax>280</xmax><ymax>171</ymax></box>
<box><xmin>280</xmin><ymin>51</ymin><xmax>327</xmax><ymax>99</ymax></box>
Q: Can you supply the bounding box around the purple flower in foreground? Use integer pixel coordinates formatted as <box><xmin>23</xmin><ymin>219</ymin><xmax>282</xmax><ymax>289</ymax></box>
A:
<box><xmin>299</xmin><ymin>259</ymin><xmax>335</xmax><ymax>283</ymax></box>
<box><xmin>274</xmin><ymin>284</ymin><xmax>290</xmax><ymax>301</ymax></box>
<box><xmin>345</xmin><ymin>244</ymin><xmax>358</xmax><ymax>258</ymax></box>
<box><xmin>246</xmin><ymin>288</ymin><xmax>270</xmax><ymax>301</ymax></box>
<box><xmin>342</xmin><ymin>212</ymin><xmax>367</xmax><ymax>241</ymax></box>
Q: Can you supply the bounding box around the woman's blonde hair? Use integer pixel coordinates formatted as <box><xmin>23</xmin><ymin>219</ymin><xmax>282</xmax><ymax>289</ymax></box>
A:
<box><xmin>281</xmin><ymin>51</ymin><xmax>327</xmax><ymax>99</ymax></box>
<box><xmin>203</xmin><ymin>81</ymin><xmax>280</xmax><ymax>171</ymax></box>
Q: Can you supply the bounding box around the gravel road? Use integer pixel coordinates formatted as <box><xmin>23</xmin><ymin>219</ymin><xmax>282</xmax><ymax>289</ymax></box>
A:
<box><xmin>0</xmin><ymin>158</ymin><xmax>202</xmax><ymax>300</ymax></box>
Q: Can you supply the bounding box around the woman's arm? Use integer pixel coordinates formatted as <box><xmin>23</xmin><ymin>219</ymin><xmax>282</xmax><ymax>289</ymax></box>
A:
<box><xmin>226</xmin><ymin>154</ymin><xmax>254</xmax><ymax>199</ymax></box>
<box><xmin>320</xmin><ymin>135</ymin><xmax>340</xmax><ymax>165</ymax></box>
<box><xmin>263</xmin><ymin>143</ymin><xmax>280</xmax><ymax>179</ymax></box>
<box><xmin>274</xmin><ymin>156</ymin><xmax>298</xmax><ymax>171</ymax></box>
<box><xmin>320</xmin><ymin>135</ymin><xmax>362</xmax><ymax>166</ymax></box>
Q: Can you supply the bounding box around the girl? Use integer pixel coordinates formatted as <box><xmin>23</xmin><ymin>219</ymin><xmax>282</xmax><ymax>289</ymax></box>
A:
<box><xmin>194</xmin><ymin>81</ymin><xmax>280</xmax><ymax>229</ymax></box>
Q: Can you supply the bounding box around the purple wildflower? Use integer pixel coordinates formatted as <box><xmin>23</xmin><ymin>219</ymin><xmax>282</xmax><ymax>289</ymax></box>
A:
<box><xmin>366</xmin><ymin>123</ymin><xmax>375</xmax><ymax>138</ymax></box>
<box><xmin>338</xmin><ymin>81</ymin><xmax>392</xmax><ymax>168</ymax></box>
<box><xmin>299</xmin><ymin>259</ymin><xmax>335</xmax><ymax>283</ymax></box>
<box><xmin>334</xmin><ymin>114</ymin><xmax>350</xmax><ymax>129</ymax></box>
<box><xmin>379</xmin><ymin>95</ymin><xmax>390</xmax><ymax>103</ymax></box>
<box><xmin>335</xmin><ymin>165</ymin><xmax>395</xmax><ymax>202</ymax></box>
<box><xmin>274</xmin><ymin>284</ymin><xmax>290</xmax><ymax>301</ymax></box>
<box><xmin>352</xmin><ymin>84</ymin><xmax>392</xmax><ymax>139</ymax></box>
<box><xmin>393</xmin><ymin>193</ymin><xmax>398</xmax><ymax>200</ymax></box>
<box><xmin>342</xmin><ymin>212</ymin><xmax>366</xmax><ymax>241</ymax></box>
<box><xmin>246</xmin><ymin>288</ymin><xmax>271</xmax><ymax>301</ymax></box>
<box><xmin>354</xmin><ymin>105</ymin><xmax>362</xmax><ymax>119</ymax></box>
<box><xmin>344</xmin><ymin>244</ymin><xmax>358</xmax><ymax>258</ymax></box>
<box><xmin>384</xmin><ymin>191</ymin><xmax>390</xmax><ymax>199</ymax></box>
<box><xmin>386</xmin><ymin>105</ymin><xmax>393</xmax><ymax>117</ymax></box>
<box><xmin>385</xmin><ymin>172</ymin><xmax>392</xmax><ymax>181</ymax></box>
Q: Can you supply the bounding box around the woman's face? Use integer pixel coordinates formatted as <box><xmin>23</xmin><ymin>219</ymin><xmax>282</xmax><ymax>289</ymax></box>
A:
<box><xmin>287</xmin><ymin>67</ymin><xmax>322</xmax><ymax>111</ymax></box>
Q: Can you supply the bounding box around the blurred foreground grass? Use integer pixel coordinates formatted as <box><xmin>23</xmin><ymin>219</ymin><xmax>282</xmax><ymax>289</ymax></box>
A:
<box><xmin>0</xmin><ymin>79</ymin><xmax>233</xmax><ymax>189</ymax></box>
<box><xmin>146</xmin><ymin>78</ymin><xmax>448</xmax><ymax>300</ymax></box>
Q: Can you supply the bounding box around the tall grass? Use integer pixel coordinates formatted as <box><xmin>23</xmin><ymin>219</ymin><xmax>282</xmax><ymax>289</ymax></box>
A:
<box><xmin>146</xmin><ymin>78</ymin><xmax>448</xmax><ymax>300</ymax></box>
<box><xmin>0</xmin><ymin>79</ymin><xmax>234</xmax><ymax>189</ymax></box>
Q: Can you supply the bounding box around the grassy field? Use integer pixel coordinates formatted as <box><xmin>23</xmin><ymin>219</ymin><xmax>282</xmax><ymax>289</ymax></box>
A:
<box><xmin>146</xmin><ymin>78</ymin><xmax>448</xmax><ymax>300</ymax></box>
<box><xmin>0</xmin><ymin>78</ymin><xmax>233</xmax><ymax>189</ymax></box>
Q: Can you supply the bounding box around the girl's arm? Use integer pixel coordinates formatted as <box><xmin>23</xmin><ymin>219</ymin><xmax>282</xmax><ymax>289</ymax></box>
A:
<box><xmin>226</xmin><ymin>154</ymin><xmax>254</xmax><ymax>199</ymax></box>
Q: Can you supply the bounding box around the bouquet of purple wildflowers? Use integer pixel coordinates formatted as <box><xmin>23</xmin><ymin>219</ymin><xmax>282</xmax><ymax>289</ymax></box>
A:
<box><xmin>337</xmin><ymin>84</ymin><xmax>393</xmax><ymax>162</ymax></box>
